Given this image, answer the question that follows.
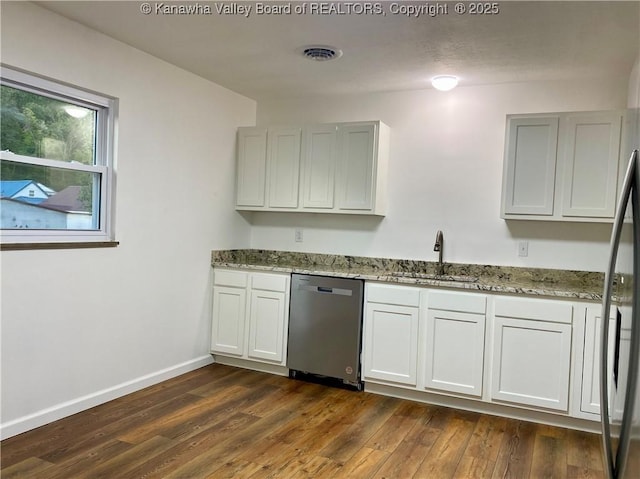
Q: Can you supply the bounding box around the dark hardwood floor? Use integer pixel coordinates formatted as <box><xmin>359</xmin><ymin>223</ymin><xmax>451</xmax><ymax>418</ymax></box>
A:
<box><xmin>1</xmin><ymin>363</ymin><xmax>605</xmax><ymax>478</ymax></box>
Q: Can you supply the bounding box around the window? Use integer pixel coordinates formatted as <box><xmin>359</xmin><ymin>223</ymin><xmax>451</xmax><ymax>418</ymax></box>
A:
<box><xmin>1</xmin><ymin>65</ymin><xmax>117</xmax><ymax>246</ymax></box>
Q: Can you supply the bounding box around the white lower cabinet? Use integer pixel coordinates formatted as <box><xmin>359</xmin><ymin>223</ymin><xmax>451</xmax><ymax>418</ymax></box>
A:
<box><xmin>423</xmin><ymin>291</ymin><xmax>486</xmax><ymax>397</ymax></box>
<box><xmin>356</xmin><ymin>282</ymin><xmax>612</xmax><ymax>425</ymax></box>
<box><xmin>247</xmin><ymin>289</ymin><xmax>287</xmax><ymax>362</ymax></box>
<box><xmin>211</xmin><ymin>271</ymin><xmax>604</xmax><ymax>425</ymax></box>
<box><xmin>211</xmin><ymin>284</ymin><xmax>247</xmax><ymax>356</ymax></box>
<box><xmin>362</xmin><ymin>285</ymin><xmax>487</xmax><ymax>396</ymax></box>
<box><xmin>363</xmin><ymin>284</ymin><xmax>420</xmax><ymax>386</ymax></box>
<box><xmin>491</xmin><ymin>297</ymin><xmax>573</xmax><ymax>411</ymax></box>
<box><xmin>579</xmin><ymin>305</ymin><xmax>625</xmax><ymax>420</ymax></box>
<box><xmin>581</xmin><ymin>306</ymin><xmax>610</xmax><ymax>415</ymax></box>
<box><xmin>211</xmin><ymin>269</ymin><xmax>290</xmax><ymax>366</ymax></box>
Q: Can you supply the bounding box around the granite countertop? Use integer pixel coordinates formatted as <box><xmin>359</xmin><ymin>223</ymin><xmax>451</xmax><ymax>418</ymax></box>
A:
<box><xmin>211</xmin><ymin>249</ymin><xmax>606</xmax><ymax>301</ymax></box>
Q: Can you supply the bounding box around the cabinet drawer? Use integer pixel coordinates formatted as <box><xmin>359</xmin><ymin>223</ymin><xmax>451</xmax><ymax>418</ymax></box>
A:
<box><xmin>494</xmin><ymin>297</ymin><xmax>572</xmax><ymax>324</ymax></box>
<box><xmin>251</xmin><ymin>273</ymin><xmax>288</xmax><ymax>292</ymax></box>
<box><xmin>428</xmin><ymin>291</ymin><xmax>486</xmax><ymax>314</ymax></box>
<box><xmin>214</xmin><ymin>269</ymin><xmax>248</xmax><ymax>288</ymax></box>
<box><xmin>366</xmin><ymin>284</ymin><xmax>420</xmax><ymax>307</ymax></box>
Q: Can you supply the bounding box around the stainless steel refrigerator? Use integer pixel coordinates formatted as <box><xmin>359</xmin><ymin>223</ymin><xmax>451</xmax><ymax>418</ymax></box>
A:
<box><xmin>600</xmin><ymin>106</ymin><xmax>640</xmax><ymax>477</ymax></box>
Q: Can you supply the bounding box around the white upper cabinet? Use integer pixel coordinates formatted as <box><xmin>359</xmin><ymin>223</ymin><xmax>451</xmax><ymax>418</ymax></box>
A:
<box><xmin>336</xmin><ymin>122</ymin><xmax>388</xmax><ymax>213</ymax></box>
<box><xmin>236</xmin><ymin>121</ymin><xmax>389</xmax><ymax>216</ymax></box>
<box><xmin>501</xmin><ymin>110</ymin><xmax>625</xmax><ymax>222</ymax></box>
<box><xmin>236</xmin><ymin>127</ymin><xmax>301</xmax><ymax>210</ymax></box>
<box><xmin>502</xmin><ymin>117</ymin><xmax>559</xmax><ymax>216</ymax></box>
<box><xmin>268</xmin><ymin>127</ymin><xmax>302</xmax><ymax>209</ymax></box>
<box><xmin>302</xmin><ymin>124</ymin><xmax>338</xmax><ymax>209</ymax></box>
<box><xmin>561</xmin><ymin>112</ymin><xmax>622</xmax><ymax>218</ymax></box>
<box><xmin>236</xmin><ymin>128</ymin><xmax>267</xmax><ymax>207</ymax></box>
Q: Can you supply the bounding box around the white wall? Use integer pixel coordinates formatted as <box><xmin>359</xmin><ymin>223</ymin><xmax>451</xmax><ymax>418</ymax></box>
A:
<box><xmin>0</xmin><ymin>2</ymin><xmax>255</xmax><ymax>438</ymax></box>
<box><xmin>629</xmin><ymin>55</ymin><xmax>640</xmax><ymax>109</ymax></box>
<box><xmin>252</xmin><ymin>77</ymin><xmax>630</xmax><ymax>271</ymax></box>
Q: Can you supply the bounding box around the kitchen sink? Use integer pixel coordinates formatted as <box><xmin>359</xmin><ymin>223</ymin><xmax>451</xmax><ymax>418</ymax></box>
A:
<box><xmin>390</xmin><ymin>272</ymin><xmax>479</xmax><ymax>283</ymax></box>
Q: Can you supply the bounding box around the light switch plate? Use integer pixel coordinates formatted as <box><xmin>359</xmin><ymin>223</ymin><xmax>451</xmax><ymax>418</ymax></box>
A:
<box><xmin>295</xmin><ymin>228</ymin><xmax>303</xmax><ymax>243</ymax></box>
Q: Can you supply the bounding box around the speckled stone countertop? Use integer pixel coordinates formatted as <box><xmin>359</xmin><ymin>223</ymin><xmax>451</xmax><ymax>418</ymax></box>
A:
<box><xmin>211</xmin><ymin>249</ymin><xmax>606</xmax><ymax>301</ymax></box>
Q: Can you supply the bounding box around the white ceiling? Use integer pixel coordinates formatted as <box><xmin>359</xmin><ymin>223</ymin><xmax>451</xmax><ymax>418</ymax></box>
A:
<box><xmin>36</xmin><ymin>0</ymin><xmax>640</xmax><ymax>101</ymax></box>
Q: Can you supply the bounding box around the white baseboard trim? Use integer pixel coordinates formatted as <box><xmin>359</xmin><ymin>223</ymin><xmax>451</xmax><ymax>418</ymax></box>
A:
<box><xmin>212</xmin><ymin>355</ymin><xmax>289</xmax><ymax>376</ymax></box>
<box><xmin>0</xmin><ymin>354</ymin><xmax>214</xmax><ymax>440</ymax></box>
<box><xmin>365</xmin><ymin>382</ymin><xmax>601</xmax><ymax>434</ymax></box>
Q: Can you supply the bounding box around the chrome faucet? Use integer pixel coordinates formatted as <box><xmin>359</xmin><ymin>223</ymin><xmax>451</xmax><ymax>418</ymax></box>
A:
<box><xmin>433</xmin><ymin>230</ymin><xmax>444</xmax><ymax>276</ymax></box>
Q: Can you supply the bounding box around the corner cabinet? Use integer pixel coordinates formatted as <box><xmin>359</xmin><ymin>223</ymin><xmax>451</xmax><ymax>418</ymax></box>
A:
<box><xmin>501</xmin><ymin>110</ymin><xmax>625</xmax><ymax>222</ymax></box>
<box><xmin>236</xmin><ymin>121</ymin><xmax>389</xmax><ymax>216</ymax></box>
<box><xmin>211</xmin><ymin>269</ymin><xmax>290</xmax><ymax>367</ymax></box>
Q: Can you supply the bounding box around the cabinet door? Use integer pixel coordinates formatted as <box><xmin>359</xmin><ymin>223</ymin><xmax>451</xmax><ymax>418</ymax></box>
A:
<box><xmin>336</xmin><ymin>123</ymin><xmax>376</xmax><ymax>211</ymax></box>
<box><xmin>424</xmin><ymin>309</ymin><xmax>485</xmax><ymax>397</ymax></box>
<box><xmin>302</xmin><ymin>125</ymin><xmax>337</xmax><ymax>209</ymax></box>
<box><xmin>211</xmin><ymin>286</ymin><xmax>246</xmax><ymax>357</ymax></box>
<box><xmin>247</xmin><ymin>289</ymin><xmax>286</xmax><ymax>363</ymax></box>
<box><xmin>236</xmin><ymin>128</ymin><xmax>267</xmax><ymax>207</ymax></box>
<box><xmin>491</xmin><ymin>317</ymin><xmax>571</xmax><ymax>411</ymax></box>
<box><xmin>503</xmin><ymin>117</ymin><xmax>559</xmax><ymax>215</ymax></box>
<box><xmin>268</xmin><ymin>127</ymin><xmax>301</xmax><ymax>208</ymax></box>
<box><xmin>581</xmin><ymin>308</ymin><xmax>617</xmax><ymax>414</ymax></box>
<box><xmin>561</xmin><ymin>112</ymin><xmax>622</xmax><ymax>218</ymax></box>
<box><xmin>363</xmin><ymin>302</ymin><xmax>419</xmax><ymax>386</ymax></box>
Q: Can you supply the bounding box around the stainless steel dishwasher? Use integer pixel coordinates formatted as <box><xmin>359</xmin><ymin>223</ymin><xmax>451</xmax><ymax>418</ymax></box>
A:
<box><xmin>287</xmin><ymin>274</ymin><xmax>365</xmax><ymax>390</ymax></box>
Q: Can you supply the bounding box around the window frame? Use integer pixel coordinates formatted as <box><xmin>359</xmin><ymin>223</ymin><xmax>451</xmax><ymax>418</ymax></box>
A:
<box><xmin>0</xmin><ymin>65</ymin><xmax>117</xmax><ymax>246</ymax></box>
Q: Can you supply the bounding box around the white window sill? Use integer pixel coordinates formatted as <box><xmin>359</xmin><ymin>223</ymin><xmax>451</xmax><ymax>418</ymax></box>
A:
<box><xmin>1</xmin><ymin>241</ymin><xmax>119</xmax><ymax>251</ymax></box>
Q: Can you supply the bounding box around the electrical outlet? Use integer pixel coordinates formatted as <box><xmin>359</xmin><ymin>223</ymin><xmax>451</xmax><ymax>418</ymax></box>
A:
<box><xmin>295</xmin><ymin>228</ymin><xmax>303</xmax><ymax>243</ymax></box>
<box><xmin>518</xmin><ymin>241</ymin><xmax>529</xmax><ymax>257</ymax></box>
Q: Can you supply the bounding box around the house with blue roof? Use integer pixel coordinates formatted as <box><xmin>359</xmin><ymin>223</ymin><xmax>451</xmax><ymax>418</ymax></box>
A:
<box><xmin>0</xmin><ymin>180</ymin><xmax>67</xmax><ymax>229</ymax></box>
<box><xmin>0</xmin><ymin>180</ymin><xmax>53</xmax><ymax>205</ymax></box>
<box><xmin>0</xmin><ymin>180</ymin><xmax>92</xmax><ymax>229</ymax></box>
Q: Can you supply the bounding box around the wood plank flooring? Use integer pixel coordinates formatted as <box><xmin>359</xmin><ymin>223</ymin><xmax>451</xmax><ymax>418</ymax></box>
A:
<box><xmin>1</xmin><ymin>364</ymin><xmax>605</xmax><ymax>478</ymax></box>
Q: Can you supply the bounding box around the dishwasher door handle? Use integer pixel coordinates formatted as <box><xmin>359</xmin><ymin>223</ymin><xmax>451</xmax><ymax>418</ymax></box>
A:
<box><xmin>299</xmin><ymin>284</ymin><xmax>353</xmax><ymax>296</ymax></box>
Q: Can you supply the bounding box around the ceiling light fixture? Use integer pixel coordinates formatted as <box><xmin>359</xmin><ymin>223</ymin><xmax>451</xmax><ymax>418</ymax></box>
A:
<box><xmin>431</xmin><ymin>75</ymin><xmax>459</xmax><ymax>91</ymax></box>
<box><xmin>301</xmin><ymin>45</ymin><xmax>343</xmax><ymax>62</ymax></box>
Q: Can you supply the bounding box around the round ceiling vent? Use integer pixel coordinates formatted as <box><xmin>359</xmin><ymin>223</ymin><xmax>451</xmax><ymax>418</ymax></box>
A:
<box><xmin>301</xmin><ymin>45</ymin><xmax>343</xmax><ymax>61</ymax></box>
